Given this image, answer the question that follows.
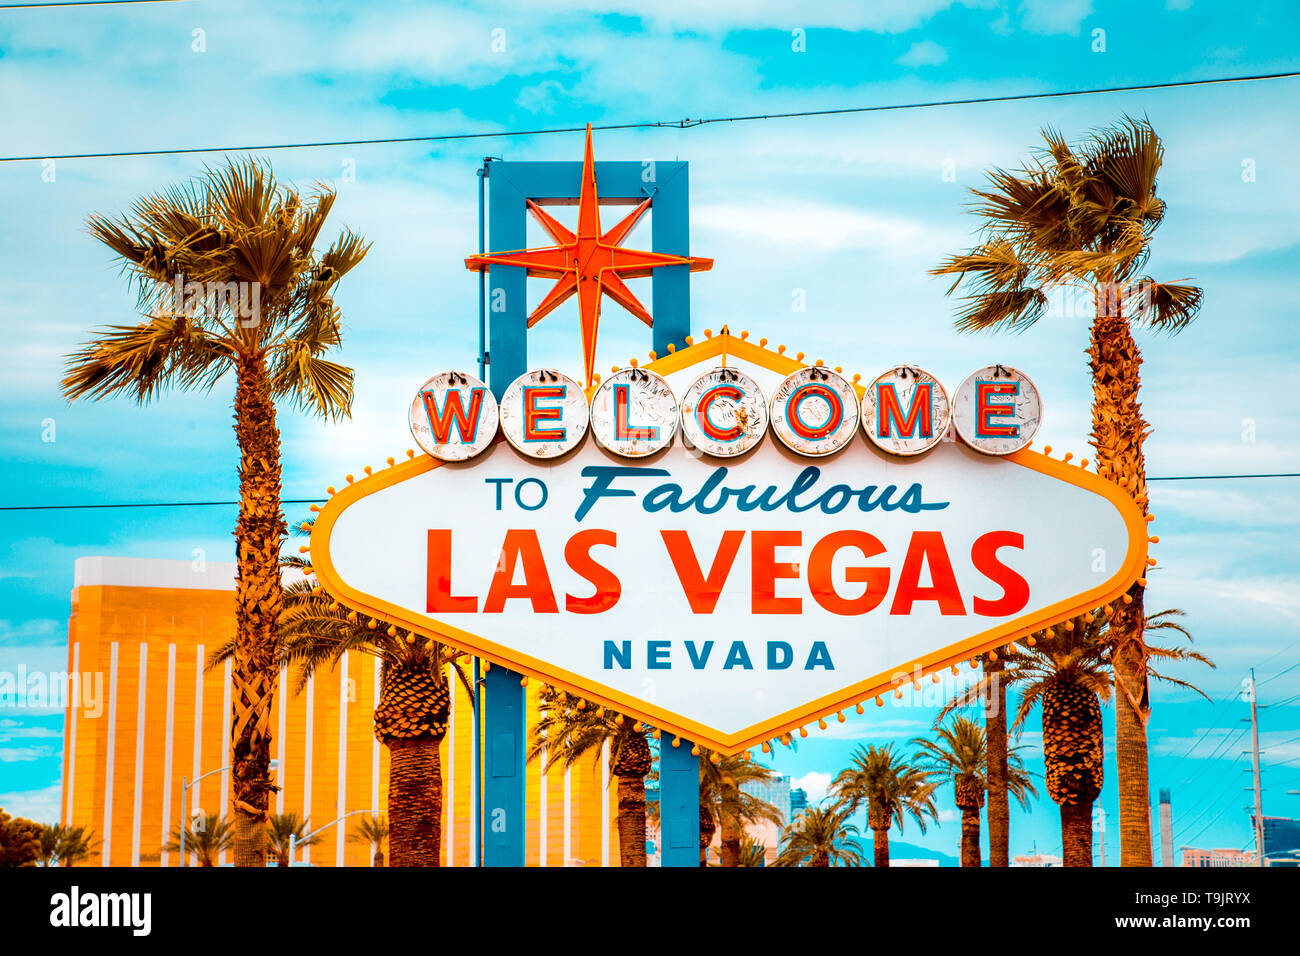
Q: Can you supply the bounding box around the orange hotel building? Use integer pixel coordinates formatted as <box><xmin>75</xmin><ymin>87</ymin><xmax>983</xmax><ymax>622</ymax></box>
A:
<box><xmin>61</xmin><ymin>556</ymin><xmax>621</xmax><ymax>866</ymax></box>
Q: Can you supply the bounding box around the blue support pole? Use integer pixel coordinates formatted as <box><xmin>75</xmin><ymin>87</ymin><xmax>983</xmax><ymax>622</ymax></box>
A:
<box><xmin>482</xmin><ymin>664</ymin><xmax>526</xmax><ymax>867</ymax></box>
<box><xmin>659</xmin><ymin>737</ymin><xmax>700</xmax><ymax>867</ymax></box>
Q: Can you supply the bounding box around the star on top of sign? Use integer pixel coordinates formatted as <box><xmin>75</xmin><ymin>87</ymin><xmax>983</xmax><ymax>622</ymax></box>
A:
<box><xmin>465</xmin><ymin>124</ymin><xmax>713</xmax><ymax>386</ymax></box>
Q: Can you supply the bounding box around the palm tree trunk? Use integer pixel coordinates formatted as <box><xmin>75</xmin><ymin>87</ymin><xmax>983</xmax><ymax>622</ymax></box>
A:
<box><xmin>719</xmin><ymin>818</ymin><xmax>741</xmax><ymax>867</ymax></box>
<box><xmin>616</xmin><ymin>775</ymin><xmax>647</xmax><ymax>867</ymax></box>
<box><xmin>230</xmin><ymin>354</ymin><xmax>285</xmax><ymax>868</ymax></box>
<box><xmin>872</xmin><ymin>826</ymin><xmax>890</xmax><ymax>867</ymax></box>
<box><xmin>1061</xmin><ymin>801</ymin><xmax>1094</xmax><ymax>867</ymax></box>
<box><xmin>959</xmin><ymin>806</ymin><xmax>981</xmax><ymax>867</ymax></box>
<box><xmin>387</xmin><ymin>735</ymin><xmax>442</xmax><ymax>866</ymax></box>
<box><xmin>277</xmin><ymin>850</ymin><xmax>288</xmax><ymax>867</ymax></box>
<box><xmin>985</xmin><ymin>659</ymin><xmax>1009</xmax><ymax>867</ymax></box>
<box><xmin>811</xmin><ymin>850</ymin><xmax>830</xmax><ymax>867</ymax></box>
<box><xmin>699</xmin><ymin>804</ymin><xmax>716</xmax><ymax>867</ymax></box>
<box><xmin>1089</xmin><ymin>303</ymin><xmax>1153</xmax><ymax>866</ymax></box>
<box><xmin>373</xmin><ymin>847</ymin><xmax>384</xmax><ymax>867</ymax></box>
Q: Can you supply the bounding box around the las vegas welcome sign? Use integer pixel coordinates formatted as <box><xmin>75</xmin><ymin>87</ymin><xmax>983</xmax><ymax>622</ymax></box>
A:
<box><xmin>311</xmin><ymin>332</ymin><xmax>1148</xmax><ymax>755</ymax></box>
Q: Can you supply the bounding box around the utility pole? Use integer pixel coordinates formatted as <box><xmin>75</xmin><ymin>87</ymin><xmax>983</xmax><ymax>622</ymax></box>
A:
<box><xmin>1247</xmin><ymin>670</ymin><xmax>1266</xmax><ymax>867</ymax></box>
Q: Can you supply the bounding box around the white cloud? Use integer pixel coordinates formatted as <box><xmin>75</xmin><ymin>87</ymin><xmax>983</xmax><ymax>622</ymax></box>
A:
<box><xmin>792</xmin><ymin>770</ymin><xmax>833</xmax><ymax>804</ymax></box>
<box><xmin>1019</xmin><ymin>0</ymin><xmax>1093</xmax><ymax>35</ymax></box>
<box><xmin>895</xmin><ymin>40</ymin><xmax>949</xmax><ymax>68</ymax></box>
<box><xmin>0</xmin><ymin>782</ymin><xmax>62</xmax><ymax>824</ymax></box>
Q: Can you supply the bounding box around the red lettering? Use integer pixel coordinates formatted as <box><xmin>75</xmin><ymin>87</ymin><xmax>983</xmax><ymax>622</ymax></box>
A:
<box><xmin>970</xmin><ymin>530</ymin><xmax>1029</xmax><ymax>616</ymax></box>
<box><xmin>808</xmin><ymin>530</ymin><xmax>890</xmax><ymax>615</ymax></box>
<box><xmin>889</xmin><ymin>531</ymin><xmax>966</xmax><ymax>616</ymax></box>
<box><xmin>426</xmin><ymin>529</ymin><xmax>477</xmax><ymax>613</ymax></box>
<box><xmin>661</xmin><ymin>530</ymin><xmax>745</xmax><ymax>614</ymax></box>
<box><xmin>564</xmin><ymin>529</ymin><xmax>621</xmax><ymax>614</ymax></box>
<box><xmin>483</xmin><ymin>529</ymin><xmax>558</xmax><ymax>613</ymax></box>
<box><xmin>752</xmin><ymin>530</ymin><xmax>802</xmax><ymax>614</ymax></box>
<box><xmin>422</xmin><ymin>388</ymin><xmax>486</xmax><ymax>444</ymax></box>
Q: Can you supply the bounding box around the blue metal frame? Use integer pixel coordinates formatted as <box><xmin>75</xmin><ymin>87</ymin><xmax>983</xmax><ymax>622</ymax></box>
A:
<box><xmin>476</xmin><ymin>156</ymin><xmax>699</xmax><ymax>868</ymax></box>
<box><xmin>659</xmin><ymin>738</ymin><xmax>701</xmax><ymax>867</ymax></box>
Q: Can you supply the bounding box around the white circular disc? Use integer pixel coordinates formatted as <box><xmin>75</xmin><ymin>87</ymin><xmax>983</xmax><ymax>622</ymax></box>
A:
<box><xmin>679</xmin><ymin>367</ymin><xmax>769</xmax><ymax>458</ymax></box>
<box><xmin>589</xmin><ymin>368</ymin><xmax>678</xmax><ymax>458</ymax></box>
<box><xmin>951</xmin><ymin>365</ymin><xmax>1042</xmax><ymax>455</ymax></box>
<box><xmin>498</xmin><ymin>369</ymin><xmax>590</xmax><ymax>459</ymax></box>
<box><xmin>860</xmin><ymin>366</ymin><xmax>952</xmax><ymax>456</ymax></box>
<box><xmin>408</xmin><ymin>371</ymin><xmax>499</xmax><ymax>462</ymax></box>
<box><xmin>768</xmin><ymin>367</ymin><xmax>860</xmax><ymax>457</ymax></box>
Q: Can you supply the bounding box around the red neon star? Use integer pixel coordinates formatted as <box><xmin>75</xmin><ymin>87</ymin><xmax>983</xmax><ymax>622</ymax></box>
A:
<box><xmin>466</xmin><ymin>123</ymin><xmax>713</xmax><ymax>386</ymax></box>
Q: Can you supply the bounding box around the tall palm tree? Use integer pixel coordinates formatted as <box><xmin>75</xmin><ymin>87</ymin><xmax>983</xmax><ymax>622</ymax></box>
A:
<box><xmin>348</xmin><ymin>814</ymin><xmax>389</xmax><ymax>867</ymax></box>
<box><xmin>65</xmin><ymin>160</ymin><xmax>368</xmax><ymax>866</ymax></box>
<box><xmin>932</xmin><ymin>118</ymin><xmax>1201</xmax><ymax>863</ymax></box>
<box><xmin>164</xmin><ymin>811</ymin><xmax>235</xmax><ymax>867</ymax></box>
<box><xmin>266</xmin><ymin>812</ymin><xmax>321</xmax><ymax>867</ymax></box>
<box><xmin>773</xmin><ymin>804</ymin><xmax>863</xmax><ymax>868</ymax></box>
<box><xmin>831</xmin><ymin>744</ymin><xmax>937</xmax><ymax>867</ymax></box>
<box><xmin>38</xmin><ymin>824</ymin><xmax>64</xmax><ymax>867</ymax></box>
<box><xmin>527</xmin><ymin>686</ymin><xmax>652</xmax><ymax>866</ymax></box>
<box><xmin>984</xmin><ymin>656</ymin><xmax>1011</xmax><ymax>867</ymax></box>
<box><xmin>698</xmin><ymin>750</ymin><xmax>785</xmax><ymax>867</ymax></box>
<box><xmin>913</xmin><ymin>716</ymin><xmax>1035</xmax><ymax>867</ymax></box>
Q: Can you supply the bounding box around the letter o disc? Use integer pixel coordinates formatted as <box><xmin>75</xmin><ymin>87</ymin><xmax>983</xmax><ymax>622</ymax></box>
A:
<box><xmin>409</xmin><ymin>371</ymin><xmax>499</xmax><ymax>462</ymax></box>
<box><xmin>498</xmin><ymin>369</ymin><xmax>589</xmax><ymax>459</ymax></box>
<box><xmin>589</xmin><ymin>368</ymin><xmax>678</xmax><ymax>458</ymax></box>
<box><xmin>679</xmin><ymin>367</ymin><xmax>769</xmax><ymax>458</ymax></box>
<box><xmin>952</xmin><ymin>365</ymin><xmax>1042</xmax><ymax>455</ymax></box>
<box><xmin>860</xmin><ymin>366</ymin><xmax>951</xmax><ymax>456</ymax></box>
<box><xmin>769</xmin><ymin>367</ymin><xmax>859</xmax><ymax>456</ymax></box>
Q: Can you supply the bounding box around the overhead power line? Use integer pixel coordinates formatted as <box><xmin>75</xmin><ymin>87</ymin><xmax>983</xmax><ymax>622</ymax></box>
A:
<box><xmin>0</xmin><ymin>0</ymin><xmax>191</xmax><ymax>8</ymax></box>
<box><xmin>2</xmin><ymin>70</ymin><xmax>1299</xmax><ymax>164</ymax></box>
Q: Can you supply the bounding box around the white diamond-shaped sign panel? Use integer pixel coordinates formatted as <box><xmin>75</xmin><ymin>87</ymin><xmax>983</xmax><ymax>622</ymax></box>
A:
<box><xmin>311</xmin><ymin>338</ymin><xmax>1147</xmax><ymax>754</ymax></box>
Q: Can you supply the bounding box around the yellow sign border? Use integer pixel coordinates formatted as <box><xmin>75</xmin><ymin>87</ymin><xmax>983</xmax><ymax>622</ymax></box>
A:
<box><xmin>310</xmin><ymin>333</ymin><xmax>1149</xmax><ymax>755</ymax></box>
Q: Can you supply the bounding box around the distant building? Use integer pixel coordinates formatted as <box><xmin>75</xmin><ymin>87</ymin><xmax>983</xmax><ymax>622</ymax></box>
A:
<box><xmin>1181</xmin><ymin>847</ymin><xmax>1257</xmax><ymax>867</ymax></box>
<box><xmin>1012</xmin><ymin>853</ymin><xmax>1062</xmax><ymax>867</ymax></box>
<box><xmin>741</xmin><ymin>774</ymin><xmax>792</xmax><ymax>824</ymax></box>
<box><xmin>891</xmin><ymin>858</ymin><xmax>940</xmax><ymax>867</ymax></box>
<box><xmin>1158</xmin><ymin>789</ymin><xmax>1174</xmax><ymax>867</ymax></box>
<box><xmin>789</xmin><ymin>788</ymin><xmax>808</xmax><ymax>818</ymax></box>
<box><xmin>1259</xmin><ymin>816</ymin><xmax>1300</xmax><ymax>862</ymax></box>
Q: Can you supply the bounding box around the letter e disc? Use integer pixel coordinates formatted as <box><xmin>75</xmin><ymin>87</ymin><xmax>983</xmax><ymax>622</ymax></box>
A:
<box><xmin>499</xmin><ymin>369</ymin><xmax>590</xmax><ymax>459</ymax></box>
<box><xmin>590</xmin><ymin>368</ymin><xmax>678</xmax><ymax>458</ymax></box>
<box><xmin>952</xmin><ymin>365</ymin><xmax>1042</xmax><ymax>455</ymax></box>
<box><xmin>409</xmin><ymin>371</ymin><xmax>499</xmax><ymax>462</ymax></box>
<box><xmin>769</xmin><ymin>367</ymin><xmax>859</xmax><ymax>456</ymax></box>
<box><xmin>679</xmin><ymin>367</ymin><xmax>769</xmax><ymax>458</ymax></box>
<box><xmin>861</xmin><ymin>366</ymin><xmax>951</xmax><ymax>456</ymax></box>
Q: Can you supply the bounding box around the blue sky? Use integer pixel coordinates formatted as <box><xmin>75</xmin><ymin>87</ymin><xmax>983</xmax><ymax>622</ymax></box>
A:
<box><xmin>1</xmin><ymin>0</ymin><xmax>1298</xmax><ymax>863</ymax></box>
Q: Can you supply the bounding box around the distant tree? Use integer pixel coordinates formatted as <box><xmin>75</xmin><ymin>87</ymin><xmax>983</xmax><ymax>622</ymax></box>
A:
<box><xmin>773</xmin><ymin>805</ymin><xmax>864</xmax><ymax>868</ymax></box>
<box><xmin>0</xmin><ymin>809</ymin><xmax>42</xmax><ymax>867</ymax></box>
<box><xmin>163</xmin><ymin>811</ymin><xmax>235</xmax><ymax>867</ymax></box>
<box><xmin>348</xmin><ymin>814</ymin><xmax>389</xmax><ymax>867</ymax></box>
<box><xmin>266</xmin><ymin>813</ymin><xmax>321</xmax><ymax>867</ymax></box>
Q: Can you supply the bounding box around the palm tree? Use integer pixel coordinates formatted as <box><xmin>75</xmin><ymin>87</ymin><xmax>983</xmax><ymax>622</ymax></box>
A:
<box><xmin>164</xmin><ymin>811</ymin><xmax>234</xmax><ymax>867</ymax></box>
<box><xmin>64</xmin><ymin>160</ymin><xmax>368</xmax><ymax>866</ymax></box>
<box><xmin>699</xmin><ymin>750</ymin><xmax>785</xmax><ymax>867</ymax></box>
<box><xmin>266</xmin><ymin>812</ymin><xmax>321</xmax><ymax>867</ymax></box>
<box><xmin>831</xmin><ymin>744</ymin><xmax>937</xmax><ymax>867</ymax></box>
<box><xmin>913</xmin><ymin>716</ymin><xmax>1035</xmax><ymax>867</ymax></box>
<box><xmin>736</xmin><ymin>836</ymin><xmax>767</xmax><ymax>867</ymax></box>
<box><xmin>932</xmin><ymin>118</ymin><xmax>1201</xmax><ymax>863</ymax></box>
<box><xmin>348</xmin><ymin>814</ymin><xmax>389</xmax><ymax>867</ymax></box>
<box><xmin>36</xmin><ymin>824</ymin><xmax>99</xmax><ymax>867</ymax></box>
<box><xmin>984</xmin><ymin>655</ymin><xmax>1011</xmax><ymax>867</ymax></box>
<box><xmin>528</xmin><ymin>686</ymin><xmax>652</xmax><ymax>866</ymax></box>
<box><xmin>1001</xmin><ymin>609</ymin><xmax>1208</xmax><ymax>866</ymax></box>
<box><xmin>773</xmin><ymin>804</ymin><xmax>863</xmax><ymax>868</ymax></box>
<box><xmin>271</xmin><ymin>575</ymin><xmax>470</xmax><ymax>867</ymax></box>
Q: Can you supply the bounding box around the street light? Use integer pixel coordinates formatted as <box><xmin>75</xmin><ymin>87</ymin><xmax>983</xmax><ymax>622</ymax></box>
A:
<box><xmin>286</xmin><ymin>808</ymin><xmax>373</xmax><ymax>867</ymax></box>
<box><xmin>178</xmin><ymin>759</ymin><xmax>277</xmax><ymax>866</ymax></box>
